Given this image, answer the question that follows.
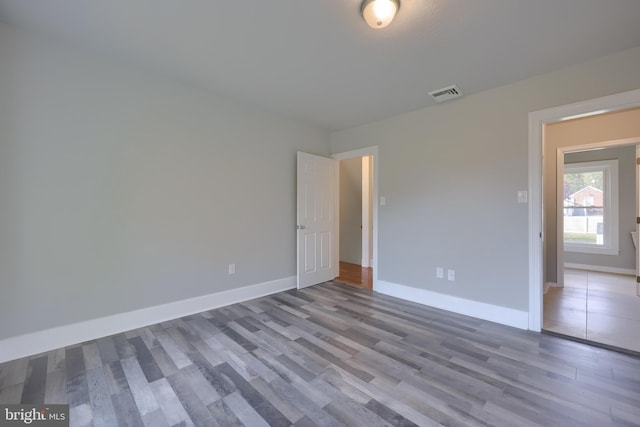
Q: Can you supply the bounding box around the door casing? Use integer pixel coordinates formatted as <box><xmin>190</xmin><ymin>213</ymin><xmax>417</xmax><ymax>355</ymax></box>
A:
<box><xmin>333</xmin><ymin>146</ymin><xmax>379</xmax><ymax>290</ymax></box>
<box><xmin>528</xmin><ymin>89</ymin><xmax>640</xmax><ymax>331</ymax></box>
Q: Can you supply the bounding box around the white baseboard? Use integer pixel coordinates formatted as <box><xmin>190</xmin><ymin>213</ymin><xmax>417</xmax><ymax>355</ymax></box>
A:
<box><xmin>0</xmin><ymin>276</ymin><xmax>296</xmax><ymax>364</ymax></box>
<box><xmin>564</xmin><ymin>263</ymin><xmax>635</xmax><ymax>276</ymax></box>
<box><xmin>546</xmin><ymin>281</ymin><xmax>561</xmax><ymax>289</ymax></box>
<box><xmin>374</xmin><ymin>280</ymin><xmax>529</xmax><ymax>330</ymax></box>
<box><xmin>360</xmin><ymin>258</ymin><xmax>374</xmax><ymax>268</ymax></box>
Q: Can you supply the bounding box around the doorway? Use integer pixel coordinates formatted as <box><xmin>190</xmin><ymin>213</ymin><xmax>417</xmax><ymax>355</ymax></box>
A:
<box><xmin>333</xmin><ymin>147</ymin><xmax>378</xmax><ymax>290</ymax></box>
<box><xmin>528</xmin><ymin>89</ymin><xmax>640</xmax><ymax>333</ymax></box>
<box><xmin>336</xmin><ymin>156</ymin><xmax>373</xmax><ymax>289</ymax></box>
<box><xmin>543</xmin><ymin>142</ymin><xmax>640</xmax><ymax>352</ymax></box>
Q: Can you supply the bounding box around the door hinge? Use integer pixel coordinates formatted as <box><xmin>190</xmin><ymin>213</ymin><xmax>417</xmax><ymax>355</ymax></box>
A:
<box><xmin>637</xmin><ymin>158</ymin><xmax>640</xmax><ymax>165</ymax></box>
<box><xmin>637</xmin><ymin>276</ymin><xmax>640</xmax><ymax>283</ymax></box>
<box><xmin>637</xmin><ymin>217</ymin><xmax>640</xmax><ymax>224</ymax></box>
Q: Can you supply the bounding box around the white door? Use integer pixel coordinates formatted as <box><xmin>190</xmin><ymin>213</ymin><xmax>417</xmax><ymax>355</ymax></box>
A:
<box><xmin>297</xmin><ymin>152</ymin><xmax>337</xmax><ymax>289</ymax></box>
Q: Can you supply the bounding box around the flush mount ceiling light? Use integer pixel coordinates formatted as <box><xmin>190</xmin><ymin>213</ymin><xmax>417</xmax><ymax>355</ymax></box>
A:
<box><xmin>361</xmin><ymin>0</ymin><xmax>400</xmax><ymax>29</ymax></box>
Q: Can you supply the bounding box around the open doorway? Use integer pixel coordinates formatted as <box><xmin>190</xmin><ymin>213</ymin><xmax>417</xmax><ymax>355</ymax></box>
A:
<box><xmin>535</xmin><ymin>105</ymin><xmax>640</xmax><ymax>353</ymax></box>
<box><xmin>543</xmin><ymin>141</ymin><xmax>640</xmax><ymax>352</ymax></box>
<box><xmin>336</xmin><ymin>156</ymin><xmax>373</xmax><ymax>289</ymax></box>
<box><xmin>333</xmin><ymin>147</ymin><xmax>378</xmax><ymax>290</ymax></box>
<box><xmin>528</xmin><ymin>89</ymin><xmax>640</xmax><ymax>336</ymax></box>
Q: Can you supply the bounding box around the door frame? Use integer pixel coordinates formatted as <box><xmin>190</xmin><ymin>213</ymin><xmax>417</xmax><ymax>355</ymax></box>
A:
<box><xmin>557</xmin><ymin>139</ymin><xmax>636</xmax><ymax>287</ymax></box>
<box><xmin>528</xmin><ymin>89</ymin><xmax>640</xmax><ymax>331</ymax></box>
<box><xmin>333</xmin><ymin>146</ymin><xmax>379</xmax><ymax>289</ymax></box>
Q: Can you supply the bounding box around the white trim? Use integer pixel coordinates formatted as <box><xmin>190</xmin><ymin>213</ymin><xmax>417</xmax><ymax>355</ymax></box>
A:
<box><xmin>332</xmin><ymin>146</ymin><xmax>379</xmax><ymax>287</ymax></box>
<box><xmin>361</xmin><ymin>156</ymin><xmax>372</xmax><ymax>268</ymax></box>
<box><xmin>637</xmin><ymin>145</ymin><xmax>640</xmax><ymax>297</ymax></box>
<box><xmin>375</xmin><ymin>280</ymin><xmax>529</xmax><ymax>330</ymax></box>
<box><xmin>529</xmin><ymin>88</ymin><xmax>640</xmax><ymax>332</ymax></box>
<box><xmin>333</xmin><ymin>147</ymin><xmax>378</xmax><ymax>161</ymax></box>
<box><xmin>0</xmin><ymin>276</ymin><xmax>295</xmax><ymax>364</ymax></box>
<box><xmin>564</xmin><ymin>263</ymin><xmax>635</xmax><ymax>276</ymax></box>
<box><xmin>562</xmin><ymin>159</ymin><xmax>619</xmax><ymax>256</ymax></box>
<box><xmin>333</xmin><ymin>156</ymin><xmax>341</xmax><ymax>280</ymax></box>
<box><xmin>555</xmin><ymin>148</ymin><xmax>565</xmax><ymax>287</ymax></box>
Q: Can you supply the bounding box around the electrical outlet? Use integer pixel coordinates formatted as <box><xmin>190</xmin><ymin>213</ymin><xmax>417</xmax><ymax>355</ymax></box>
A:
<box><xmin>447</xmin><ymin>269</ymin><xmax>455</xmax><ymax>281</ymax></box>
<box><xmin>436</xmin><ymin>267</ymin><xmax>444</xmax><ymax>279</ymax></box>
<box><xmin>228</xmin><ymin>263</ymin><xmax>236</xmax><ymax>275</ymax></box>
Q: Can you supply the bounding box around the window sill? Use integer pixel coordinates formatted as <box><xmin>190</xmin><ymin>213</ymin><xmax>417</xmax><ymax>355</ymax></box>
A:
<box><xmin>564</xmin><ymin>244</ymin><xmax>619</xmax><ymax>256</ymax></box>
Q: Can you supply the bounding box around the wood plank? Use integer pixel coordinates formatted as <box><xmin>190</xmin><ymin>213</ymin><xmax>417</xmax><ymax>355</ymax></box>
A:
<box><xmin>206</xmin><ymin>399</ymin><xmax>243</xmax><ymax>427</ymax></box>
<box><xmin>223</xmin><ymin>391</ymin><xmax>270</xmax><ymax>427</ymax></box>
<box><xmin>65</xmin><ymin>346</ymin><xmax>89</xmax><ymax>407</ymax></box>
<box><xmin>20</xmin><ymin>355</ymin><xmax>48</xmax><ymax>404</ymax></box>
<box><xmin>0</xmin><ymin>357</ymin><xmax>28</xmax><ymax>389</ymax></box>
<box><xmin>111</xmin><ymin>389</ymin><xmax>145</xmax><ymax>427</ymax></box>
<box><xmin>154</xmin><ymin>329</ymin><xmax>193</xmax><ymax>369</ymax></box>
<box><xmin>120</xmin><ymin>356</ymin><xmax>160</xmax><ymax>417</ymax></box>
<box><xmin>128</xmin><ymin>336</ymin><xmax>164</xmax><ymax>383</ymax></box>
<box><xmin>166</xmin><ymin>370</ymin><xmax>215</xmax><ymax>426</ymax></box>
<box><xmin>43</xmin><ymin>369</ymin><xmax>67</xmax><ymax>404</ymax></box>
<box><xmin>86</xmin><ymin>366</ymin><xmax>118</xmax><ymax>427</ymax></box>
<box><xmin>149</xmin><ymin>378</ymin><xmax>194</xmax><ymax>427</ymax></box>
<box><xmin>69</xmin><ymin>403</ymin><xmax>93</xmax><ymax>427</ymax></box>
<box><xmin>0</xmin><ymin>282</ymin><xmax>637</xmax><ymax>426</ymax></box>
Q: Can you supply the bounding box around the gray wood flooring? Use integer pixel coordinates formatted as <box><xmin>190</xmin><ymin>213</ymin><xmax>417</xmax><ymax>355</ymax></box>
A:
<box><xmin>1</xmin><ymin>281</ymin><xmax>640</xmax><ymax>426</ymax></box>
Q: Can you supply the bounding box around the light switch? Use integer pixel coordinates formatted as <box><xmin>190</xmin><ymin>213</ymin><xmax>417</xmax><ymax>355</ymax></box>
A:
<box><xmin>517</xmin><ymin>190</ymin><xmax>528</xmax><ymax>204</ymax></box>
<box><xmin>380</xmin><ymin>196</ymin><xmax>386</xmax><ymax>206</ymax></box>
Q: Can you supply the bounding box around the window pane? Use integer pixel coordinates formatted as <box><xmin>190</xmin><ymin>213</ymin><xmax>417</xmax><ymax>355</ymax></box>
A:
<box><xmin>563</xmin><ymin>170</ymin><xmax>604</xmax><ymax>245</ymax></box>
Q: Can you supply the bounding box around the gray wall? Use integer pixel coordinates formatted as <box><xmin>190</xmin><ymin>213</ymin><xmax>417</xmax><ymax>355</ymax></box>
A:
<box><xmin>563</xmin><ymin>146</ymin><xmax>636</xmax><ymax>270</ymax></box>
<box><xmin>0</xmin><ymin>23</ymin><xmax>330</xmax><ymax>340</ymax></box>
<box><xmin>330</xmin><ymin>45</ymin><xmax>640</xmax><ymax>312</ymax></box>
<box><xmin>543</xmin><ymin>108</ymin><xmax>640</xmax><ymax>283</ymax></box>
<box><xmin>339</xmin><ymin>158</ymin><xmax>362</xmax><ymax>265</ymax></box>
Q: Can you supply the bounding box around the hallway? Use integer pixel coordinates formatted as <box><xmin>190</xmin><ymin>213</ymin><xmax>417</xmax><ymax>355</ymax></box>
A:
<box><xmin>336</xmin><ymin>262</ymin><xmax>372</xmax><ymax>289</ymax></box>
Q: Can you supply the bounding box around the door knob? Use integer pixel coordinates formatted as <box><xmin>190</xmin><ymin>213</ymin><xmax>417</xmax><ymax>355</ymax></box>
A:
<box><xmin>297</xmin><ymin>225</ymin><xmax>306</xmax><ymax>230</ymax></box>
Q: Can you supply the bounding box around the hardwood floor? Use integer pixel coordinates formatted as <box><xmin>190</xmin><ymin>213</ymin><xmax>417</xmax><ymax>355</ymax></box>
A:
<box><xmin>337</xmin><ymin>262</ymin><xmax>372</xmax><ymax>289</ymax></box>
<box><xmin>2</xmin><ymin>281</ymin><xmax>640</xmax><ymax>426</ymax></box>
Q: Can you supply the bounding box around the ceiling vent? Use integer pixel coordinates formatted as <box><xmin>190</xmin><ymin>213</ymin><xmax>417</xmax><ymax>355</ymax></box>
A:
<box><xmin>429</xmin><ymin>85</ymin><xmax>463</xmax><ymax>103</ymax></box>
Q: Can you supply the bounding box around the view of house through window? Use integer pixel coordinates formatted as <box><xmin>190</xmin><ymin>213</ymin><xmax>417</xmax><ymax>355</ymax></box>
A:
<box><xmin>563</xmin><ymin>159</ymin><xmax>618</xmax><ymax>254</ymax></box>
<box><xmin>564</xmin><ymin>169</ymin><xmax>604</xmax><ymax>244</ymax></box>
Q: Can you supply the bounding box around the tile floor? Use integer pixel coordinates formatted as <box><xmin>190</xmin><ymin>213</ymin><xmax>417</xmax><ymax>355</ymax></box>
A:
<box><xmin>544</xmin><ymin>268</ymin><xmax>640</xmax><ymax>353</ymax></box>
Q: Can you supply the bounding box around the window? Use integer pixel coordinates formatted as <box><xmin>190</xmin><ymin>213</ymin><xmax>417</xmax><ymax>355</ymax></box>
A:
<box><xmin>563</xmin><ymin>159</ymin><xmax>618</xmax><ymax>255</ymax></box>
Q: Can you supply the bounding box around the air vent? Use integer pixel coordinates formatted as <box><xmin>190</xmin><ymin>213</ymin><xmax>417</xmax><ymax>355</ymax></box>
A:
<box><xmin>429</xmin><ymin>85</ymin><xmax>463</xmax><ymax>103</ymax></box>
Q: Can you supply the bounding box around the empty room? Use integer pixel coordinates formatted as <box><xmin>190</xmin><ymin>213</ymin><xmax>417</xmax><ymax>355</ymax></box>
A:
<box><xmin>1</xmin><ymin>1</ymin><xmax>640</xmax><ymax>426</ymax></box>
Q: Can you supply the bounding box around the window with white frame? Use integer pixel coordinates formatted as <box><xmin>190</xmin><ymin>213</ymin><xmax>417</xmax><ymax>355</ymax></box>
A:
<box><xmin>563</xmin><ymin>159</ymin><xmax>618</xmax><ymax>255</ymax></box>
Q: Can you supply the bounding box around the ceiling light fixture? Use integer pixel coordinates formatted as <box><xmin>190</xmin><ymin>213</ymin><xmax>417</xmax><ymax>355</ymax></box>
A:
<box><xmin>361</xmin><ymin>0</ymin><xmax>400</xmax><ymax>29</ymax></box>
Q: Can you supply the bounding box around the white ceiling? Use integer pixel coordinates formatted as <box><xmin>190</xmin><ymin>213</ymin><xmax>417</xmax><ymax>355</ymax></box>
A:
<box><xmin>1</xmin><ymin>0</ymin><xmax>639</xmax><ymax>131</ymax></box>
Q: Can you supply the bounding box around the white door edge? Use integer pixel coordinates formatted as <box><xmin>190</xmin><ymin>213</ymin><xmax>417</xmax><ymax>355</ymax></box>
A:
<box><xmin>297</xmin><ymin>152</ymin><xmax>337</xmax><ymax>289</ymax></box>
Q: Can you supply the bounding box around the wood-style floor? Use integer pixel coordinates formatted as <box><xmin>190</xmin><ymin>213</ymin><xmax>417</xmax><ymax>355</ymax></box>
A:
<box><xmin>1</xmin><ymin>281</ymin><xmax>640</xmax><ymax>426</ymax></box>
<box><xmin>337</xmin><ymin>262</ymin><xmax>372</xmax><ymax>289</ymax></box>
